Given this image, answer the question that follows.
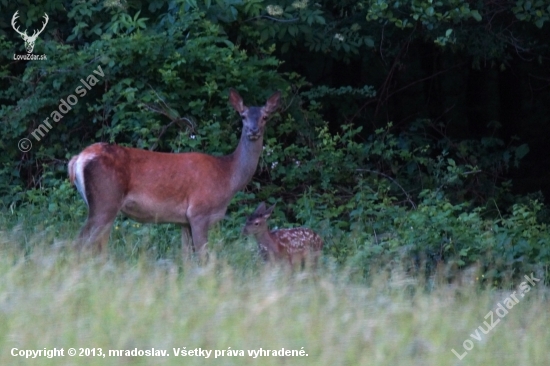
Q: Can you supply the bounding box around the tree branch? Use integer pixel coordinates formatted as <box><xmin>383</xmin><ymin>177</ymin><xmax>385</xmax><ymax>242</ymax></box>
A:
<box><xmin>357</xmin><ymin>169</ymin><xmax>417</xmax><ymax>209</ymax></box>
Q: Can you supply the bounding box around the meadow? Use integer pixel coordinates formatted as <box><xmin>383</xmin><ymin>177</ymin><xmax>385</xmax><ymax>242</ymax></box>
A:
<box><xmin>0</xmin><ymin>211</ymin><xmax>548</xmax><ymax>366</ymax></box>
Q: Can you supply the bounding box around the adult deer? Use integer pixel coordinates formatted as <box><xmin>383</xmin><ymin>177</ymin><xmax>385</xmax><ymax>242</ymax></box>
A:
<box><xmin>242</xmin><ymin>202</ymin><xmax>324</xmax><ymax>267</ymax></box>
<box><xmin>68</xmin><ymin>89</ymin><xmax>281</xmax><ymax>255</ymax></box>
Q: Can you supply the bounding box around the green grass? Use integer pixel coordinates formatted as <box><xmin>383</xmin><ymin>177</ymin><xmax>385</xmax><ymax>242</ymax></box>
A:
<box><xmin>0</xmin><ymin>207</ymin><xmax>549</xmax><ymax>366</ymax></box>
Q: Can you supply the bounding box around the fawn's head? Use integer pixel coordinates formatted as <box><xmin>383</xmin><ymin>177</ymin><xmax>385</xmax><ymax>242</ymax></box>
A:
<box><xmin>242</xmin><ymin>202</ymin><xmax>276</xmax><ymax>236</ymax></box>
<box><xmin>229</xmin><ymin>89</ymin><xmax>281</xmax><ymax>141</ymax></box>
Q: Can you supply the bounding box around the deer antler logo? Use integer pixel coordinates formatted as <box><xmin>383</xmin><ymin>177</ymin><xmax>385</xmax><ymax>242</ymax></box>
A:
<box><xmin>11</xmin><ymin>11</ymin><xmax>49</xmax><ymax>54</ymax></box>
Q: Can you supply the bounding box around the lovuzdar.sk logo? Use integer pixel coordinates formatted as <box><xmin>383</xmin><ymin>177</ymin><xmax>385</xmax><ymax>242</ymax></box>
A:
<box><xmin>12</xmin><ymin>10</ymin><xmax>48</xmax><ymax>61</ymax></box>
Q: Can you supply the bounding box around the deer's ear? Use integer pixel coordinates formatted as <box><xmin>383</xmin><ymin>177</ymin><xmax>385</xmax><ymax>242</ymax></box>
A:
<box><xmin>253</xmin><ymin>202</ymin><xmax>266</xmax><ymax>215</ymax></box>
<box><xmin>263</xmin><ymin>203</ymin><xmax>276</xmax><ymax>218</ymax></box>
<box><xmin>264</xmin><ymin>91</ymin><xmax>281</xmax><ymax>114</ymax></box>
<box><xmin>229</xmin><ymin>88</ymin><xmax>245</xmax><ymax>113</ymax></box>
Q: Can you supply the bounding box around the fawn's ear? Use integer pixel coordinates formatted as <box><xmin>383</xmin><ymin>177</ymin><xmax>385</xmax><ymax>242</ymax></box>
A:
<box><xmin>253</xmin><ymin>202</ymin><xmax>266</xmax><ymax>215</ymax></box>
<box><xmin>263</xmin><ymin>203</ymin><xmax>276</xmax><ymax>218</ymax></box>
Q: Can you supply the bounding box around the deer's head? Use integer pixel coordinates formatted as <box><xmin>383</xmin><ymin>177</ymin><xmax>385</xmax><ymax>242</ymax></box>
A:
<box><xmin>12</xmin><ymin>11</ymin><xmax>49</xmax><ymax>53</ymax></box>
<box><xmin>229</xmin><ymin>89</ymin><xmax>281</xmax><ymax>141</ymax></box>
<box><xmin>242</xmin><ymin>202</ymin><xmax>276</xmax><ymax>236</ymax></box>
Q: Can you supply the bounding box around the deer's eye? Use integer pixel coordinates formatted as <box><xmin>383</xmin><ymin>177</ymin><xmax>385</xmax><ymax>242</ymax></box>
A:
<box><xmin>254</xmin><ymin>222</ymin><xmax>259</xmax><ymax>226</ymax></box>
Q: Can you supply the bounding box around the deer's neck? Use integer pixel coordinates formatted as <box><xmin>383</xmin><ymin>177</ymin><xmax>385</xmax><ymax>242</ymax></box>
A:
<box><xmin>255</xmin><ymin>230</ymin><xmax>280</xmax><ymax>253</ymax></box>
<box><xmin>227</xmin><ymin>130</ymin><xmax>263</xmax><ymax>193</ymax></box>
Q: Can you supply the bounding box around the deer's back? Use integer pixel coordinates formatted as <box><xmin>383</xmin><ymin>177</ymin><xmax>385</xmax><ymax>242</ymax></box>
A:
<box><xmin>271</xmin><ymin>227</ymin><xmax>323</xmax><ymax>253</ymax></box>
<box><xmin>76</xmin><ymin>143</ymin><xmax>236</xmax><ymax>223</ymax></box>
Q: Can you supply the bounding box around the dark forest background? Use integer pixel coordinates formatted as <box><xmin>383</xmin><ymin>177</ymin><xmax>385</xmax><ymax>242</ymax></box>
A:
<box><xmin>1</xmin><ymin>0</ymin><xmax>549</xmax><ymax>281</ymax></box>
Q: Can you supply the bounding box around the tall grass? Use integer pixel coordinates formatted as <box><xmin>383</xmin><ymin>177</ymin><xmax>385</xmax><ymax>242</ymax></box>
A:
<box><xmin>0</xmin><ymin>222</ymin><xmax>549</xmax><ymax>366</ymax></box>
<box><xmin>0</xmin><ymin>202</ymin><xmax>548</xmax><ymax>365</ymax></box>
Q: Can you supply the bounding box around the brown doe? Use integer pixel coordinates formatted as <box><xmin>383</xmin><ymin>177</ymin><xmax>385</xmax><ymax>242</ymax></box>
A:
<box><xmin>68</xmin><ymin>89</ymin><xmax>281</xmax><ymax>254</ymax></box>
<box><xmin>242</xmin><ymin>202</ymin><xmax>323</xmax><ymax>267</ymax></box>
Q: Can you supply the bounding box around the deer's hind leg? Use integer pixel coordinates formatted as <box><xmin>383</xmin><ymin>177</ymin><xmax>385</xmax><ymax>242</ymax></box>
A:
<box><xmin>77</xmin><ymin>160</ymin><xmax>125</xmax><ymax>254</ymax></box>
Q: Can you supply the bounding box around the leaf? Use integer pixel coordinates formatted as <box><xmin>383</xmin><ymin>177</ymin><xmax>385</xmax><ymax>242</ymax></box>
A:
<box><xmin>260</xmin><ymin>28</ymin><xmax>269</xmax><ymax>42</ymax></box>
<box><xmin>445</xmin><ymin>28</ymin><xmax>453</xmax><ymax>37</ymax></box>
<box><xmin>48</xmin><ymin>203</ymin><xmax>57</xmax><ymax>212</ymax></box>
<box><xmin>470</xmin><ymin>10</ymin><xmax>482</xmax><ymax>21</ymax></box>
<box><xmin>288</xmin><ymin>25</ymin><xmax>298</xmax><ymax>37</ymax></box>
<box><xmin>364</xmin><ymin>37</ymin><xmax>375</xmax><ymax>48</ymax></box>
<box><xmin>515</xmin><ymin>144</ymin><xmax>530</xmax><ymax>160</ymax></box>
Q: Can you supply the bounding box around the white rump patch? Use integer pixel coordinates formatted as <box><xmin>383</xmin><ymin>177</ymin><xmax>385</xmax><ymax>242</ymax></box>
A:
<box><xmin>74</xmin><ymin>152</ymin><xmax>97</xmax><ymax>207</ymax></box>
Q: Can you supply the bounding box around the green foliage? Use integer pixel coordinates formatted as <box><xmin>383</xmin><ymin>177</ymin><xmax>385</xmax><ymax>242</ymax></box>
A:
<box><xmin>364</xmin><ymin>0</ymin><xmax>549</xmax><ymax>61</ymax></box>
<box><xmin>0</xmin><ymin>5</ymin><xmax>290</xmax><ymax>205</ymax></box>
<box><xmin>512</xmin><ymin>0</ymin><xmax>550</xmax><ymax>28</ymax></box>
<box><xmin>367</xmin><ymin>0</ymin><xmax>484</xmax><ymax>28</ymax></box>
